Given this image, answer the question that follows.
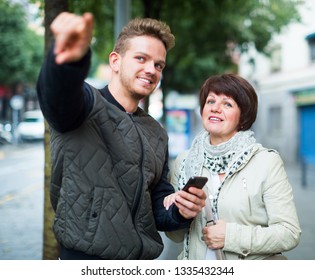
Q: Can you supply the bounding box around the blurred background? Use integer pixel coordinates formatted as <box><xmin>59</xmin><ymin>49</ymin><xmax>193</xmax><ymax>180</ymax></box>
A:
<box><xmin>0</xmin><ymin>0</ymin><xmax>315</xmax><ymax>260</ymax></box>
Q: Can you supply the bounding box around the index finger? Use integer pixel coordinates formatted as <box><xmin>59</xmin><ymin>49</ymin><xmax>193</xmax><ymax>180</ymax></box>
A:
<box><xmin>184</xmin><ymin>187</ymin><xmax>207</xmax><ymax>199</ymax></box>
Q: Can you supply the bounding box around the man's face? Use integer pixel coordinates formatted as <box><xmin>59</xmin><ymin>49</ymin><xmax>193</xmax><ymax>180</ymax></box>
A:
<box><xmin>118</xmin><ymin>36</ymin><xmax>167</xmax><ymax>100</ymax></box>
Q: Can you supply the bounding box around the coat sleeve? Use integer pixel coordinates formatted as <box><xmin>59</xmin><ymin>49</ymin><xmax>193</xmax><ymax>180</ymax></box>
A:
<box><xmin>151</xmin><ymin>151</ymin><xmax>193</xmax><ymax>232</ymax></box>
<box><xmin>224</xmin><ymin>151</ymin><xmax>301</xmax><ymax>256</ymax></box>
<box><xmin>36</xmin><ymin>42</ymin><xmax>93</xmax><ymax>133</ymax></box>
<box><xmin>165</xmin><ymin>151</ymin><xmax>190</xmax><ymax>242</ymax></box>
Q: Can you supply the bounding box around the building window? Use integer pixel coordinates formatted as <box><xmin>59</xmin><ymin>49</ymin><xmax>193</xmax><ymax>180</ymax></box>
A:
<box><xmin>306</xmin><ymin>33</ymin><xmax>315</xmax><ymax>63</ymax></box>
<box><xmin>269</xmin><ymin>106</ymin><xmax>282</xmax><ymax>134</ymax></box>
<box><xmin>309</xmin><ymin>40</ymin><xmax>315</xmax><ymax>62</ymax></box>
<box><xmin>270</xmin><ymin>45</ymin><xmax>281</xmax><ymax>72</ymax></box>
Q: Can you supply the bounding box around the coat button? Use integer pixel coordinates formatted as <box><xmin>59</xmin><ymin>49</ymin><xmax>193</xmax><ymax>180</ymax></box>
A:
<box><xmin>92</xmin><ymin>212</ymin><xmax>98</xmax><ymax>218</ymax></box>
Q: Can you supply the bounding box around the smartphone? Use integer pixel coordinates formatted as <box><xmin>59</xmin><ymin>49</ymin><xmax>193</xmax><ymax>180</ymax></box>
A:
<box><xmin>182</xmin><ymin>176</ymin><xmax>208</xmax><ymax>192</ymax></box>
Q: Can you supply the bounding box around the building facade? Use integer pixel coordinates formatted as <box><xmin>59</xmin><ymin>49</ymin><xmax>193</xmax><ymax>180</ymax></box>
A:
<box><xmin>239</xmin><ymin>0</ymin><xmax>315</xmax><ymax>166</ymax></box>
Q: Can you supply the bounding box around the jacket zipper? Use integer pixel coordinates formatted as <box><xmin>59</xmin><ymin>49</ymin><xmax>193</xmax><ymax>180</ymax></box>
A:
<box><xmin>242</xmin><ymin>178</ymin><xmax>252</xmax><ymax>216</ymax></box>
<box><xmin>128</xmin><ymin>113</ymin><xmax>144</xmax><ymax>258</ymax></box>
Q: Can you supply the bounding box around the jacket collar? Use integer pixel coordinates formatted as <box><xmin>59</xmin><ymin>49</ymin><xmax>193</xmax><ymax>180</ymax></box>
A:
<box><xmin>99</xmin><ymin>85</ymin><xmax>144</xmax><ymax>116</ymax></box>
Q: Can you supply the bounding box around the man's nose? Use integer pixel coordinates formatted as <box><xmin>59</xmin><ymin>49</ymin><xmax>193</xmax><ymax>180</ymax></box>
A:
<box><xmin>144</xmin><ymin>61</ymin><xmax>156</xmax><ymax>73</ymax></box>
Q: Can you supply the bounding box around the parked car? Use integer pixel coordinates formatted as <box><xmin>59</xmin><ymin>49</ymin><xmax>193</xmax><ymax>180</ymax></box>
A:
<box><xmin>16</xmin><ymin>110</ymin><xmax>45</xmax><ymax>141</ymax></box>
<box><xmin>0</xmin><ymin>122</ymin><xmax>12</xmax><ymax>144</ymax></box>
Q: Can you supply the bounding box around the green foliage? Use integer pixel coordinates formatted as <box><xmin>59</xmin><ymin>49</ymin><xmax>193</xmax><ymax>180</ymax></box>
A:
<box><xmin>152</xmin><ymin>0</ymin><xmax>303</xmax><ymax>93</ymax></box>
<box><xmin>30</xmin><ymin>0</ymin><xmax>302</xmax><ymax>93</ymax></box>
<box><xmin>69</xmin><ymin>0</ymin><xmax>115</xmax><ymax>60</ymax></box>
<box><xmin>0</xmin><ymin>0</ymin><xmax>44</xmax><ymax>86</ymax></box>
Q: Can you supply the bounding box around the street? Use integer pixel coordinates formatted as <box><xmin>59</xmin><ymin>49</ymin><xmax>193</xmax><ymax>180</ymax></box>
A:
<box><xmin>0</xmin><ymin>142</ymin><xmax>314</xmax><ymax>260</ymax></box>
<box><xmin>0</xmin><ymin>142</ymin><xmax>44</xmax><ymax>260</ymax></box>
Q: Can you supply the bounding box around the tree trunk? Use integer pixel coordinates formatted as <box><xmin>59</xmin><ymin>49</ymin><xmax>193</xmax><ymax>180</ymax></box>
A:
<box><xmin>141</xmin><ymin>0</ymin><xmax>163</xmax><ymax>114</ymax></box>
<box><xmin>42</xmin><ymin>0</ymin><xmax>68</xmax><ymax>260</ymax></box>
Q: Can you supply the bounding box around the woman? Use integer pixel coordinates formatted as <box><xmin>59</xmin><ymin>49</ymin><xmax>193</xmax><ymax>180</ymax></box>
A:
<box><xmin>165</xmin><ymin>73</ymin><xmax>301</xmax><ymax>260</ymax></box>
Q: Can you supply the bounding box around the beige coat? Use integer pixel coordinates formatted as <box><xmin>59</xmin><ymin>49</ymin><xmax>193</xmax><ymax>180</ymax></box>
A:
<box><xmin>167</xmin><ymin>145</ymin><xmax>301</xmax><ymax>260</ymax></box>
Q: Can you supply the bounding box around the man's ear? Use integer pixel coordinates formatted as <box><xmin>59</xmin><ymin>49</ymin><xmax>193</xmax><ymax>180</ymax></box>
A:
<box><xmin>109</xmin><ymin>52</ymin><xmax>120</xmax><ymax>72</ymax></box>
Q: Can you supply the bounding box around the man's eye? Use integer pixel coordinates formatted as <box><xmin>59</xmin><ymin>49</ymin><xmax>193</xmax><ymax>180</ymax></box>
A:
<box><xmin>136</xmin><ymin>57</ymin><xmax>144</xmax><ymax>62</ymax></box>
<box><xmin>155</xmin><ymin>64</ymin><xmax>164</xmax><ymax>71</ymax></box>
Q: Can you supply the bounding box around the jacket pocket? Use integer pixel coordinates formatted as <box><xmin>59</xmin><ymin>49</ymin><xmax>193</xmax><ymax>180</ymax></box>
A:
<box><xmin>83</xmin><ymin>185</ymin><xmax>105</xmax><ymax>243</ymax></box>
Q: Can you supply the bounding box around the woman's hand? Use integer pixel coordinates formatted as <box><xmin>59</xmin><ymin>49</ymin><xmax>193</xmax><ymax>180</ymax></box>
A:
<box><xmin>163</xmin><ymin>193</ymin><xmax>177</xmax><ymax>210</ymax></box>
<box><xmin>174</xmin><ymin>187</ymin><xmax>207</xmax><ymax>219</ymax></box>
<box><xmin>202</xmin><ymin>219</ymin><xmax>226</xmax><ymax>249</ymax></box>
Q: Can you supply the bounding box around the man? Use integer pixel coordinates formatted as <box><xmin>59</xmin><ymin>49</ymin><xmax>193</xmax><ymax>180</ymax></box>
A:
<box><xmin>37</xmin><ymin>12</ymin><xmax>206</xmax><ymax>260</ymax></box>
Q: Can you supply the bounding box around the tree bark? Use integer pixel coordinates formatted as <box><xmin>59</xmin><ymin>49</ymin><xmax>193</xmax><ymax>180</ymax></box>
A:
<box><xmin>141</xmin><ymin>0</ymin><xmax>163</xmax><ymax>114</ymax></box>
<box><xmin>42</xmin><ymin>0</ymin><xmax>68</xmax><ymax>260</ymax></box>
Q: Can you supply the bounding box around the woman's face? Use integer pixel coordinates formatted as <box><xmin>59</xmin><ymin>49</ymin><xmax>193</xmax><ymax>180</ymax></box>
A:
<box><xmin>202</xmin><ymin>92</ymin><xmax>241</xmax><ymax>145</ymax></box>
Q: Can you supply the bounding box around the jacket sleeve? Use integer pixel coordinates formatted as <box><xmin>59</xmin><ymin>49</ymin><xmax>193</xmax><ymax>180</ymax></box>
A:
<box><xmin>36</xmin><ymin>42</ymin><xmax>93</xmax><ymax>133</ymax></box>
<box><xmin>165</xmin><ymin>151</ymin><xmax>190</xmax><ymax>242</ymax></box>
<box><xmin>151</xmin><ymin>151</ymin><xmax>192</xmax><ymax>232</ymax></box>
<box><xmin>224</xmin><ymin>151</ymin><xmax>302</xmax><ymax>256</ymax></box>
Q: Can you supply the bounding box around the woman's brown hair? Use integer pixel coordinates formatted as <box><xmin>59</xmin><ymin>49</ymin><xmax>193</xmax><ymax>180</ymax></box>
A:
<box><xmin>199</xmin><ymin>73</ymin><xmax>258</xmax><ymax>131</ymax></box>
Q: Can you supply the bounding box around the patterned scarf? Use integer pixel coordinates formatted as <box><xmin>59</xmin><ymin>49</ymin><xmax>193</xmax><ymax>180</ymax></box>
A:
<box><xmin>178</xmin><ymin>129</ymin><xmax>258</xmax><ymax>190</ymax></box>
<box><xmin>203</xmin><ymin>152</ymin><xmax>235</xmax><ymax>174</ymax></box>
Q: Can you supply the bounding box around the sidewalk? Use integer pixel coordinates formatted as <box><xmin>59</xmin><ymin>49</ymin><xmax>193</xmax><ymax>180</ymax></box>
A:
<box><xmin>284</xmin><ymin>163</ymin><xmax>315</xmax><ymax>259</ymax></box>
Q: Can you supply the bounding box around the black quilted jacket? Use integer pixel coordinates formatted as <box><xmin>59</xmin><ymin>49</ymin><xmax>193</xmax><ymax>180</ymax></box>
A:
<box><xmin>37</xmin><ymin>45</ymin><xmax>192</xmax><ymax>259</ymax></box>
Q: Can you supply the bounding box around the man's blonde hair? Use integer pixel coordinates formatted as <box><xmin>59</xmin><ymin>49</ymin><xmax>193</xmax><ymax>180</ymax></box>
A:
<box><xmin>113</xmin><ymin>18</ymin><xmax>175</xmax><ymax>54</ymax></box>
